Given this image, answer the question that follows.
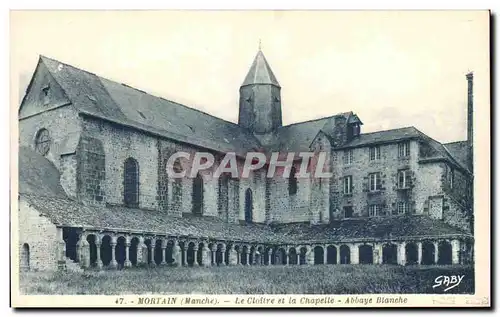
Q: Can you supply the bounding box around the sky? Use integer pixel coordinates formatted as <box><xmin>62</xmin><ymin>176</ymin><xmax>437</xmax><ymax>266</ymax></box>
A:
<box><xmin>10</xmin><ymin>10</ymin><xmax>489</xmax><ymax>143</ymax></box>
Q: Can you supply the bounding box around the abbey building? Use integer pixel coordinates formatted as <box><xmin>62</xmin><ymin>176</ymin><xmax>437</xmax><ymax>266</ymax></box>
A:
<box><xmin>17</xmin><ymin>49</ymin><xmax>474</xmax><ymax>271</ymax></box>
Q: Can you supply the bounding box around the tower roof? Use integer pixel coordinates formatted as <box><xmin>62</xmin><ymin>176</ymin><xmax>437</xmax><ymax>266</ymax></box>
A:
<box><xmin>241</xmin><ymin>50</ymin><xmax>280</xmax><ymax>88</ymax></box>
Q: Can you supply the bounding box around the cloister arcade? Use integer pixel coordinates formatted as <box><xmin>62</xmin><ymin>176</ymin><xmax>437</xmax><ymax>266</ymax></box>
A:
<box><xmin>57</xmin><ymin>227</ymin><xmax>473</xmax><ymax>270</ymax></box>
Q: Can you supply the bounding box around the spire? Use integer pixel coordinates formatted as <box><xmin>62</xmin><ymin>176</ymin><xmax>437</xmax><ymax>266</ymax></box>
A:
<box><xmin>241</xmin><ymin>49</ymin><xmax>280</xmax><ymax>88</ymax></box>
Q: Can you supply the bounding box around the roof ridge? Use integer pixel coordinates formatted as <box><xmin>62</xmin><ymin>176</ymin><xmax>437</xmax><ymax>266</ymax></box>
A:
<box><xmin>40</xmin><ymin>55</ymin><xmax>261</xmax><ymax>144</ymax></box>
<box><xmin>280</xmin><ymin>114</ymin><xmax>345</xmax><ymax>128</ymax></box>
<box><xmin>359</xmin><ymin>126</ymin><xmax>417</xmax><ymax>137</ymax></box>
<box><xmin>444</xmin><ymin>140</ymin><xmax>468</xmax><ymax>145</ymax></box>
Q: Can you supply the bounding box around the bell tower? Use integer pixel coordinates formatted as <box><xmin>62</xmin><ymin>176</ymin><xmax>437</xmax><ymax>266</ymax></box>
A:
<box><xmin>238</xmin><ymin>49</ymin><xmax>282</xmax><ymax>136</ymax></box>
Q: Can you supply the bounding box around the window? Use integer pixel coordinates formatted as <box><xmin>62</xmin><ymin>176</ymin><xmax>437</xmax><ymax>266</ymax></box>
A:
<box><xmin>449</xmin><ymin>168</ymin><xmax>454</xmax><ymax>189</ymax></box>
<box><xmin>352</xmin><ymin>123</ymin><xmax>360</xmax><ymax>137</ymax></box>
<box><xmin>344</xmin><ymin>206</ymin><xmax>354</xmax><ymax>218</ymax></box>
<box><xmin>289</xmin><ymin>166</ymin><xmax>298</xmax><ymax>195</ymax></box>
<box><xmin>343</xmin><ymin>176</ymin><xmax>352</xmax><ymax>195</ymax></box>
<box><xmin>445</xmin><ymin>165</ymin><xmax>455</xmax><ymax>189</ymax></box>
<box><xmin>368</xmin><ymin>204</ymin><xmax>384</xmax><ymax>217</ymax></box>
<box><xmin>398</xmin><ymin>169</ymin><xmax>411</xmax><ymax>189</ymax></box>
<box><xmin>343</xmin><ymin>150</ymin><xmax>353</xmax><ymax>165</ymax></box>
<box><xmin>397</xmin><ymin>202</ymin><xmax>410</xmax><ymax>214</ymax></box>
<box><xmin>42</xmin><ymin>83</ymin><xmax>50</xmax><ymax>105</ymax></box>
<box><xmin>34</xmin><ymin>128</ymin><xmax>51</xmax><ymax>156</ymax></box>
<box><xmin>369</xmin><ymin>172</ymin><xmax>382</xmax><ymax>191</ymax></box>
<box><xmin>124</xmin><ymin>158</ymin><xmax>139</xmax><ymax>207</ymax></box>
<box><xmin>369</xmin><ymin>146</ymin><xmax>381</xmax><ymax>161</ymax></box>
<box><xmin>398</xmin><ymin>141</ymin><xmax>410</xmax><ymax>157</ymax></box>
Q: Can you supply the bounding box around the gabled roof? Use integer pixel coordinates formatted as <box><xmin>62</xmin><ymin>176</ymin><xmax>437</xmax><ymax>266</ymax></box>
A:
<box><xmin>269</xmin><ymin>112</ymin><xmax>352</xmax><ymax>152</ymax></box>
<box><xmin>241</xmin><ymin>50</ymin><xmax>280</xmax><ymax>88</ymax></box>
<box><xmin>37</xmin><ymin>56</ymin><xmax>262</xmax><ymax>157</ymax></box>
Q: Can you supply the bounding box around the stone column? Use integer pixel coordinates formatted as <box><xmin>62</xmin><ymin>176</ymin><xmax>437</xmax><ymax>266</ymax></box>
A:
<box><xmin>267</xmin><ymin>249</ymin><xmax>273</xmax><ymax>265</ymax></box>
<box><xmin>306</xmin><ymin>246</ymin><xmax>314</xmax><ymax>265</ymax></box>
<box><xmin>229</xmin><ymin>245</ymin><xmax>238</xmax><ymax>265</ymax></box>
<box><xmin>373</xmin><ymin>243</ymin><xmax>382</xmax><ymax>265</ymax></box>
<box><xmin>211</xmin><ymin>245</ymin><xmax>217</xmax><ymax>266</ymax></box>
<box><xmin>397</xmin><ymin>242</ymin><xmax>406</xmax><ymax>266</ymax></box>
<box><xmin>172</xmin><ymin>240</ymin><xmax>182</xmax><ymax>267</ymax></box>
<box><xmin>350</xmin><ymin>243</ymin><xmax>359</xmax><ymax>264</ymax></box>
<box><xmin>124</xmin><ymin>236</ymin><xmax>132</xmax><ymax>268</ymax></box>
<box><xmin>193</xmin><ymin>245</ymin><xmax>199</xmax><ymax>266</ymax></box>
<box><xmin>296</xmin><ymin>252</ymin><xmax>300</xmax><ymax>265</ymax></box>
<box><xmin>284</xmin><ymin>251</ymin><xmax>289</xmax><ymax>265</ymax></box>
<box><xmin>451</xmin><ymin>239</ymin><xmax>460</xmax><ymax>264</ymax></box>
<box><xmin>237</xmin><ymin>250</ymin><xmax>242</xmax><ymax>265</ymax></box>
<box><xmin>160</xmin><ymin>241</ymin><xmax>167</xmax><ymax>266</ymax></box>
<box><xmin>57</xmin><ymin>228</ymin><xmax>66</xmax><ymax>271</ymax></box>
<box><xmin>202</xmin><ymin>245</ymin><xmax>210</xmax><ymax>267</ymax></box>
<box><xmin>336</xmin><ymin>246</ymin><xmax>340</xmax><ymax>265</ymax></box>
<box><xmin>251</xmin><ymin>251</ymin><xmax>257</xmax><ymax>265</ymax></box>
<box><xmin>136</xmin><ymin>237</ymin><xmax>144</xmax><ymax>265</ymax></box>
<box><xmin>109</xmin><ymin>236</ymin><xmax>118</xmax><ymax>269</ymax></box>
<box><xmin>220</xmin><ymin>247</ymin><xmax>226</xmax><ymax>266</ymax></box>
<box><xmin>244</xmin><ymin>249</ymin><xmax>250</xmax><ymax>266</ymax></box>
<box><xmin>78</xmin><ymin>238</ymin><xmax>89</xmax><ymax>269</ymax></box>
<box><xmin>95</xmin><ymin>239</ymin><xmax>103</xmax><ymax>270</ymax></box>
<box><xmin>323</xmin><ymin>246</ymin><xmax>328</xmax><ymax>264</ymax></box>
<box><xmin>434</xmin><ymin>241</ymin><xmax>439</xmax><ymax>264</ymax></box>
<box><xmin>417</xmin><ymin>241</ymin><xmax>422</xmax><ymax>264</ymax></box>
<box><xmin>149</xmin><ymin>240</ymin><xmax>156</xmax><ymax>267</ymax></box>
<box><xmin>182</xmin><ymin>244</ymin><xmax>188</xmax><ymax>267</ymax></box>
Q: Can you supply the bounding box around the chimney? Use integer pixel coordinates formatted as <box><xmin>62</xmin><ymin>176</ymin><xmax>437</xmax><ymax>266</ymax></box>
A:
<box><xmin>466</xmin><ymin>72</ymin><xmax>474</xmax><ymax>173</ymax></box>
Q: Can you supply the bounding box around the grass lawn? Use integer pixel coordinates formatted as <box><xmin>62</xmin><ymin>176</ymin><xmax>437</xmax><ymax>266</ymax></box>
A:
<box><xmin>19</xmin><ymin>264</ymin><xmax>474</xmax><ymax>295</ymax></box>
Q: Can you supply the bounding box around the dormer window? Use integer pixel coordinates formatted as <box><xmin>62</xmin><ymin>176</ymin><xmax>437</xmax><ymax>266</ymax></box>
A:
<box><xmin>352</xmin><ymin>123</ymin><xmax>360</xmax><ymax>137</ymax></box>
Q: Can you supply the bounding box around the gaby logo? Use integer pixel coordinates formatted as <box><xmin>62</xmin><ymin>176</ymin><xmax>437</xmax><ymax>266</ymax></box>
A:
<box><xmin>432</xmin><ymin>275</ymin><xmax>465</xmax><ymax>292</ymax></box>
<box><xmin>165</xmin><ymin>151</ymin><xmax>333</xmax><ymax>179</ymax></box>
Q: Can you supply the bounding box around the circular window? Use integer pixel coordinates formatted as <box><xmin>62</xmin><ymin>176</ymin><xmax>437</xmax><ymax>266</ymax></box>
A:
<box><xmin>34</xmin><ymin>129</ymin><xmax>51</xmax><ymax>155</ymax></box>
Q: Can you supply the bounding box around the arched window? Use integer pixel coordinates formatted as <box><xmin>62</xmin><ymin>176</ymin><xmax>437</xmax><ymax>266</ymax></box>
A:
<box><xmin>244</xmin><ymin>188</ymin><xmax>253</xmax><ymax>223</ymax></box>
<box><xmin>288</xmin><ymin>166</ymin><xmax>298</xmax><ymax>196</ymax></box>
<box><xmin>34</xmin><ymin>128</ymin><xmax>51</xmax><ymax>155</ymax></box>
<box><xmin>192</xmin><ymin>173</ymin><xmax>204</xmax><ymax>216</ymax></box>
<box><xmin>20</xmin><ymin>243</ymin><xmax>30</xmax><ymax>271</ymax></box>
<box><xmin>124</xmin><ymin>158</ymin><xmax>139</xmax><ymax>207</ymax></box>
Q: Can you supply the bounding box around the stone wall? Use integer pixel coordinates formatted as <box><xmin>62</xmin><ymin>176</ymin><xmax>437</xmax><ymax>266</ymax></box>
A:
<box><xmin>19</xmin><ymin>106</ymin><xmax>81</xmax><ymax>170</ymax></box>
<box><xmin>330</xmin><ymin>140</ymin><xmax>420</xmax><ymax>219</ymax></box>
<box><xmin>82</xmin><ymin>117</ymin><xmax>159</xmax><ymax>210</ymax></box>
<box><xmin>76</xmin><ymin>136</ymin><xmax>106</xmax><ymax>206</ymax></box>
<box><xmin>18</xmin><ymin>198</ymin><xmax>59</xmax><ymax>271</ymax></box>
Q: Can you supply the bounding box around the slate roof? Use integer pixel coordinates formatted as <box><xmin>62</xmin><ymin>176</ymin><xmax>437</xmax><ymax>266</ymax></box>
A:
<box><xmin>32</xmin><ymin>55</ymin><xmax>468</xmax><ymax>173</ymax></box>
<box><xmin>38</xmin><ymin>56</ymin><xmax>262</xmax><ymax>157</ymax></box>
<box><xmin>21</xmin><ymin>193</ymin><xmax>469</xmax><ymax>243</ymax></box>
<box><xmin>18</xmin><ymin>146</ymin><xmax>67</xmax><ymax>198</ymax></box>
<box><xmin>271</xmin><ymin>216</ymin><xmax>470</xmax><ymax>242</ymax></box>
<box><xmin>269</xmin><ymin>112</ymin><xmax>353</xmax><ymax>152</ymax></box>
<box><xmin>338</xmin><ymin>127</ymin><xmax>421</xmax><ymax>148</ymax></box>
<box><xmin>444</xmin><ymin>141</ymin><xmax>470</xmax><ymax>170</ymax></box>
<box><xmin>339</xmin><ymin>127</ymin><xmax>471</xmax><ymax>174</ymax></box>
<box><xmin>241</xmin><ymin>50</ymin><xmax>280</xmax><ymax>87</ymax></box>
<box><xmin>18</xmin><ymin>146</ymin><xmax>469</xmax><ymax>243</ymax></box>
